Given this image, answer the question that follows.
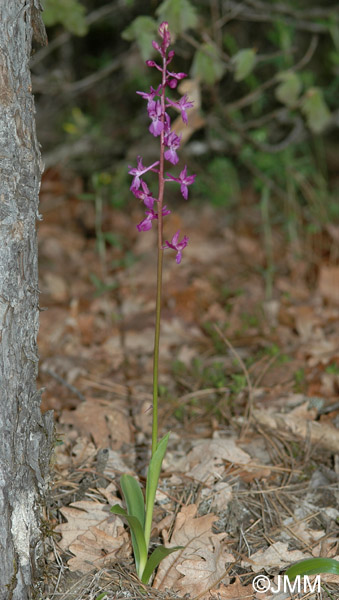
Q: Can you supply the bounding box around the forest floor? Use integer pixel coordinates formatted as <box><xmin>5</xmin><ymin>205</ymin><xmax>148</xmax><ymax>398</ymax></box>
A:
<box><xmin>38</xmin><ymin>167</ymin><xmax>339</xmax><ymax>600</ymax></box>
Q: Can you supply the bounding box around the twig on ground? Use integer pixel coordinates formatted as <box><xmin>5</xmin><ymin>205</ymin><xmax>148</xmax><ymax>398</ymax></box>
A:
<box><xmin>43</xmin><ymin>367</ymin><xmax>86</xmax><ymax>401</ymax></box>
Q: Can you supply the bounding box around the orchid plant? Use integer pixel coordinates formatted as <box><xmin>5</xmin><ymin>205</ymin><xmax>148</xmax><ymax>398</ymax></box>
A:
<box><xmin>110</xmin><ymin>22</ymin><xmax>195</xmax><ymax>584</ymax></box>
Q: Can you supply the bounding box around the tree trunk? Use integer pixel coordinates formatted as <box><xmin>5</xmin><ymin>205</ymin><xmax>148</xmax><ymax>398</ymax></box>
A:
<box><xmin>0</xmin><ymin>2</ymin><xmax>53</xmax><ymax>599</ymax></box>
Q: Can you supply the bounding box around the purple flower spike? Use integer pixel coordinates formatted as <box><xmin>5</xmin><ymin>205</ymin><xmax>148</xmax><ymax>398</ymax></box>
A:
<box><xmin>164</xmin><ymin>131</ymin><xmax>182</xmax><ymax>165</ymax></box>
<box><xmin>130</xmin><ymin>21</ymin><xmax>195</xmax><ymax>266</ymax></box>
<box><xmin>164</xmin><ymin>230</ymin><xmax>189</xmax><ymax>264</ymax></box>
<box><xmin>148</xmin><ymin>100</ymin><xmax>164</xmax><ymax>137</ymax></box>
<box><xmin>129</xmin><ymin>156</ymin><xmax>160</xmax><ymax>192</ymax></box>
<box><xmin>159</xmin><ymin>21</ymin><xmax>171</xmax><ymax>55</ymax></box>
<box><xmin>166</xmin><ymin>94</ymin><xmax>194</xmax><ymax>125</ymax></box>
<box><xmin>166</xmin><ymin>165</ymin><xmax>196</xmax><ymax>200</ymax></box>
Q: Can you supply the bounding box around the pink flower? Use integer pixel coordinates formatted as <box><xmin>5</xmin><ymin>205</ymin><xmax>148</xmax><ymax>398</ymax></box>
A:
<box><xmin>164</xmin><ymin>131</ymin><xmax>181</xmax><ymax>165</ymax></box>
<box><xmin>136</xmin><ymin>85</ymin><xmax>162</xmax><ymax>107</ymax></box>
<box><xmin>129</xmin><ymin>156</ymin><xmax>159</xmax><ymax>192</ymax></box>
<box><xmin>137</xmin><ymin>206</ymin><xmax>171</xmax><ymax>232</ymax></box>
<box><xmin>164</xmin><ymin>230</ymin><xmax>189</xmax><ymax>264</ymax></box>
<box><xmin>166</xmin><ymin>94</ymin><xmax>194</xmax><ymax>124</ymax></box>
<box><xmin>166</xmin><ymin>70</ymin><xmax>187</xmax><ymax>89</ymax></box>
<box><xmin>133</xmin><ymin>180</ymin><xmax>157</xmax><ymax>209</ymax></box>
<box><xmin>148</xmin><ymin>101</ymin><xmax>164</xmax><ymax>137</ymax></box>
<box><xmin>166</xmin><ymin>165</ymin><xmax>196</xmax><ymax>200</ymax></box>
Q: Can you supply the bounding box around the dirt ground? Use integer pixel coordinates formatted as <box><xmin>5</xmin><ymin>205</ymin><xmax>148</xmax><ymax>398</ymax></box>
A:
<box><xmin>38</xmin><ymin>167</ymin><xmax>339</xmax><ymax>600</ymax></box>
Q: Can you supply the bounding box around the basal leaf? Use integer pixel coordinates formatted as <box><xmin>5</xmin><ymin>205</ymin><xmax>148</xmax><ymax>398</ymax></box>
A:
<box><xmin>301</xmin><ymin>87</ymin><xmax>331</xmax><ymax>134</ymax></box>
<box><xmin>286</xmin><ymin>558</ymin><xmax>339</xmax><ymax>581</ymax></box>
<box><xmin>110</xmin><ymin>504</ymin><xmax>127</xmax><ymax>516</ymax></box>
<box><xmin>275</xmin><ymin>71</ymin><xmax>302</xmax><ymax>107</ymax></box>
<box><xmin>156</xmin><ymin>0</ymin><xmax>198</xmax><ymax>35</ymax></box>
<box><xmin>120</xmin><ymin>474</ymin><xmax>145</xmax><ymax>529</ymax></box>
<box><xmin>141</xmin><ymin>544</ymin><xmax>184</xmax><ymax>584</ymax></box>
<box><xmin>191</xmin><ymin>43</ymin><xmax>225</xmax><ymax>85</ymax></box>
<box><xmin>144</xmin><ymin>433</ymin><xmax>169</xmax><ymax>548</ymax></box>
<box><xmin>111</xmin><ymin>505</ymin><xmax>147</xmax><ymax>578</ymax></box>
<box><xmin>232</xmin><ymin>48</ymin><xmax>256</xmax><ymax>82</ymax></box>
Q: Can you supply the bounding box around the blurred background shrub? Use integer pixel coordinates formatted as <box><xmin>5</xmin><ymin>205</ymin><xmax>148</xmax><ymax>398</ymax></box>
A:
<box><xmin>36</xmin><ymin>0</ymin><xmax>339</xmax><ymax>237</ymax></box>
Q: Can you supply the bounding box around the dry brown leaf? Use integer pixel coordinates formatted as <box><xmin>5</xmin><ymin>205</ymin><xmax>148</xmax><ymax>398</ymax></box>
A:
<box><xmin>318</xmin><ymin>265</ymin><xmax>339</xmax><ymax>304</ymax></box>
<box><xmin>56</xmin><ymin>494</ymin><xmax>118</xmax><ymax>550</ymax></box>
<box><xmin>242</xmin><ymin>541</ymin><xmax>309</xmax><ymax>573</ymax></box>
<box><xmin>288</xmin><ymin>400</ymin><xmax>318</xmax><ymax>421</ymax></box>
<box><xmin>282</xmin><ymin>518</ymin><xmax>324</xmax><ymax>546</ymax></box>
<box><xmin>201</xmin><ymin>481</ymin><xmax>232</xmax><ymax>511</ymax></box>
<box><xmin>174</xmin><ymin>438</ymin><xmax>251</xmax><ymax>484</ymax></box>
<box><xmin>253</xmin><ymin>408</ymin><xmax>339</xmax><ymax>453</ymax></box>
<box><xmin>153</xmin><ymin>504</ymin><xmax>234</xmax><ymax>596</ymax></box>
<box><xmin>291</xmin><ymin>304</ymin><xmax>321</xmax><ymax>341</ymax></box>
<box><xmin>212</xmin><ymin>578</ymin><xmax>256</xmax><ymax>599</ymax></box>
<box><xmin>56</xmin><ymin>487</ymin><xmax>131</xmax><ymax>573</ymax></box>
<box><xmin>42</xmin><ymin>272</ymin><xmax>68</xmax><ymax>302</ymax></box>
<box><xmin>60</xmin><ymin>397</ymin><xmax>131</xmax><ymax>449</ymax></box>
<box><xmin>68</xmin><ymin>521</ymin><xmax>130</xmax><ymax>573</ymax></box>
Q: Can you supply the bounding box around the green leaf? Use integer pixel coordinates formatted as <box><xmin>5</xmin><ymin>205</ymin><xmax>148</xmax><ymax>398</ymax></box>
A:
<box><xmin>156</xmin><ymin>0</ymin><xmax>198</xmax><ymax>35</ymax></box>
<box><xmin>42</xmin><ymin>0</ymin><xmax>88</xmax><ymax>36</ymax></box>
<box><xmin>232</xmin><ymin>48</ymin><xmax>256</xmax><ymax>82</ymax></box>
<box><xmin>301</xmin><ymin>87</ymin><xmax>331</xmax><ymax>134</ymax></box>
<box><xmin>122</xmin><ymin>17</ymin><xmax>158</xmax><ymax>61</ymax></box>
<box><xmin>275</xmin><ymin>72</ymin><xmax>302</xmax><ymax>107</ymax></box>
<box><xmin>120</xmin><ymin>474</ymin><xmax>145</xmax><ymax>529</ymax></box>
<box><xmin>286</xmin><ymin>558</ymin><xmax>339</xmax><ymax>581</ymax></box>
<box><xmin>191</xmin><ymin>43</ymin><xmax>225</xmax><ymax>85</ymax></box>
<box><xmin>110</xmin><ymin>505</ymin><xmax>147</xmax><ymax>578</ymax></box>
<box><xmin>144</xmin><ymin>433</ymin><xmax>169</xmax><ymax>548</ymax></box>
<box><xmin>141</xmin><ymin>544</ymin><xmax>184</xmax><ymax>584</ymax></box>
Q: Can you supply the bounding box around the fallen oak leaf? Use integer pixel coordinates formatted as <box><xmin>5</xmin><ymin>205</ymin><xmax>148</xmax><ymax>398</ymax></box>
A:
<box><xmin>56</xmin><ymin>485</ymin><xmax>131</xmax><ymax>573</ymax></box>
<box><xmin>210</xmin><ymin>577</ymin><xmax>255</xmax><ymax>599</ymax></box>
<box><xmin>68</xmin><ymin>521</ymin><xmax>131</xmax><ymax>573</ymax></box>
<box><xmin>252</xmin><ymin>409</ymin><xmax>339</xmax><ymax>453</ymax></box>
<box><xmin>174</xmin><ymin>438</ymin><xmax>251</xmax><ymax>485</ymax></box>
<box><xmin>153</xmin><ymin>504</ymin><xmax>234</xmax><ymax>595</ymax></box>
<box><xmin>60</xmin><ymin>397</ymin><xmax>131</xmax><ymax>449</ymax></box>
<box><xmin>56</xmin><ymin>500</ymin><xmax>115</xmax><ymax>550</ymax></box>
<box><xmin>175</xmin><ymin>541</ymin><xmax>234</xmax><ymax>599</ymax></box>
<box><xmin>241</xmin><ymin>541</ymin><xmax>309</xmax><ymax>573</ymax></box>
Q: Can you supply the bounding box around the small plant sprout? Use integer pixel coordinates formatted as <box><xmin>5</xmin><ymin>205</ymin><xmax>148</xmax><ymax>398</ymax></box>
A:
<box><xmin>110</xmin><ymin>22</ymin><xmax>195</xmax><ymax>584</ymax></box>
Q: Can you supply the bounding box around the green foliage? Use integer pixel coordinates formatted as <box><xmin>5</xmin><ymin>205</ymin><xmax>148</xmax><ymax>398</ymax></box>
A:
<box><xmin>285</xmin><ymin>558</ymin><xmax>339</xmax><ymax>580</ymax></box>
<box><xmin>325</xmin><ymin>363</ymin><xmax>339</xmax><ymax>375</ymax></box>
<box><xmin>122</xmin><ymin>16</ymin><xmax>158</xmax><ymax>61</ymax></box>
<box><xmin>191</xmin><ymin>42</ymin><xmax>225</xmax><ymax>85</ymax></box>
<box><xmin>301</xmin><ymin>87</ymin><xmax>332</xmax><ymax>134</ymax></box>
<box><xmin>111</xmin><ymin>434</ymin><xmax>182</xmax><ymax>584</ymax></box>
<box><xmin>195</xmin><ymin>157</ymin><xmax>239</xmax><ymax>207</ymax></box>
<box><xmin>231</xmin><ymin>48</ymin><xmax>257</xmax><ymax>82</ymax></box>
<box><xmin>275</xmin><ymin>71</ymin><xmax>302</xmax><ymax>107</ymax></box>
<box><xmin>156</xmin><ymin>0</ymin><xmax>198</xmax><ymax>35</ymax></box>
<box><xmin>42</xmin><ymin>0</ymin><xmax>87</xmax><ymax>36</ymax></box>
<box><xmin>293</xmin><ymin>368</ymin><xmax>306</xmax><ymax>392</ymax></box>
<box><xmin>229</xmin><ymin>373</ymin><xmax>247</xmax><ymax>395</ymax></box>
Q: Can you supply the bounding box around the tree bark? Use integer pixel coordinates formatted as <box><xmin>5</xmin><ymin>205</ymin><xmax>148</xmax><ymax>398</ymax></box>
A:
<box><xmin>0</xmin><ymin>2</ymin><xmax>53</xmax><ymax>599</ymax></box>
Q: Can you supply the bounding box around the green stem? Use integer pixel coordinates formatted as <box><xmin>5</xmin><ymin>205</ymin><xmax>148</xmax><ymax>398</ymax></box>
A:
<box><xmin>151</xmin><ymin>56</ymin><xmax>167</xmax><ymax>456</ymax></box>
<box><xmin>152</xmin><ymin>248</ymin><xmax>163</xmax><ymax>454</ymax></box>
